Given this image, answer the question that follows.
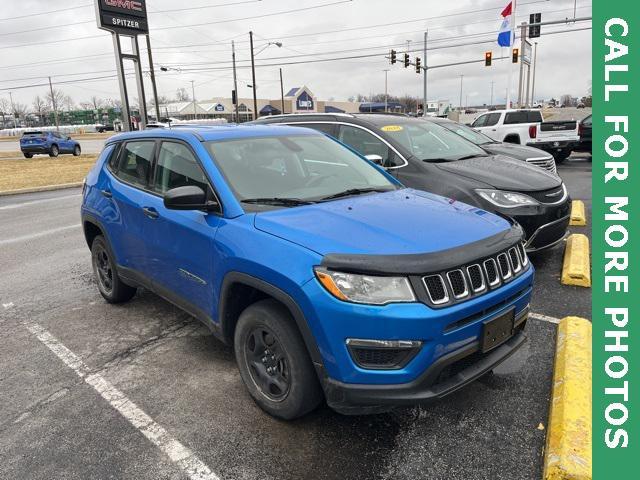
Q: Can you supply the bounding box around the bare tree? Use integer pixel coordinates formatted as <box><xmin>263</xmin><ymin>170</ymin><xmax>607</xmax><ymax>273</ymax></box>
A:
<box><xmin>560</xmin><ymin>94</ymin><xmax>575</xmax><ymax>107</ymax></box>
<box><xmin>46</xmin><ymin>87</ymin><xmax>65</xmax><ymax>116</ymax></box>
<box><xmin>32</xmin><ymin>95</ymin><xmax>49</xmax><ymax>125</ymax></box>
<box><xmin>175</xmin><ymin>87</ymin><xmax>191</xmax><ymax>102</ymax></box>
<box><xmin>0</xmin><ymin>97</ymin><xmax>10</xmax><ymax>126</ymax></box>
<box><xmin>13</xmin><ymin>102</ymin><xmax>28</xmax><ymax>119</ymax></box>
<box><xmin>104</xmin><ymin>98</ymin><xmax>122</xmax><ymax>109</ymax></box>
<box><xmin>62</xmin><ymin>95</ymin><xmax>75</xmax><ymax>112</ymax></box>
<box><xmin>150</xmin><ymin>94</ymin><xmax>171</xmax><ymax>106</ymax></box>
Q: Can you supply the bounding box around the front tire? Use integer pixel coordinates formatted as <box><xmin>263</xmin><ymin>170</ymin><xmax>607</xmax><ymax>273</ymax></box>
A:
<box><xmin>91</xmin><ymin>235</ymin><xmax>137</xmax><ymax>303</ymax></box>
<box><xmin>234</xmin><ymin>299</ymin><xmax>323</xmax><ymax>420</ymax></box>
<box><xmin>73</xmin><ymin>145</ymin><xmax>81</xmax><ymax>156</ymax></box>
<box><xmin>49</xmin><ymin>144</ymin><xmax>59</xmax><ymax>157</ymax></box>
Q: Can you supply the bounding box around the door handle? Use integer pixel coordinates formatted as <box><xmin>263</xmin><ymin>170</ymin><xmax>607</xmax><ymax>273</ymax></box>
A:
<box><xmin>100</xmin><ymin>189</ymin><xmax>112</xmax><ymax>198</ymax></box>
<box><xmin>142</xmin><ymin>207</ymin><xmax>159</xmax><ymax>219</ymax></box>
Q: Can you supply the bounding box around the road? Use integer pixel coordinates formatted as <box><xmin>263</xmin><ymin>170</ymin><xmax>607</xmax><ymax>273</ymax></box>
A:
<box><xmin>0</xmin><ymin>156</ymin><xmax>590</xmax><ymax>480</ymax></box>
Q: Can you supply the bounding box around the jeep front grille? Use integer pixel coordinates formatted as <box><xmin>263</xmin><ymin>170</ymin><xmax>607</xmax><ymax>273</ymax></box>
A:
<box><xmin>421</xmin><ymin>244</ymin><xmax>529</xmax><ymax>307</ymax></box>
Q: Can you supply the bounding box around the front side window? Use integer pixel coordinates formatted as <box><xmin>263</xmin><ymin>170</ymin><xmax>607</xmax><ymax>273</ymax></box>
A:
<box><xmin>376</xmin><ymin>120</ymin><xmax>487</xmax><ymax>162</ymax></box>
<box><xmin>153</xmin><ymin>142</ymin><xmax>209</xmax><ymax>194</ymax></box>
<box><xmin>114</xmin><ymin>141</ymin><xmax>155</xmax><ymax>189</ymax></box>
<box><xmin>483</xmin><ymin>112</ymin><xmax>502</xmax><ymax>127</ymax></box>
<box><xmin>205</xmin><ymin>134</ymin><xmax>397</xmax><ymax>205</ymax></box>
<box><xmin>337</xmin><ymin>125</ymin><xmax>403</xmax><ymax>167</ymax></box>
<box><xmin>471</xmin><ymin>115</ymin><xmax>487</xmax><ymax>127</ymax></box>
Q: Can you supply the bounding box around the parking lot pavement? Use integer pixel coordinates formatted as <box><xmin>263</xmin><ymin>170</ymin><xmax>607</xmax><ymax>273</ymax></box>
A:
<box><xmin>529</xmin><ymin>153</ymin><xmax>592</xmax><ymax>320</ymax></box>
<box><xmin>0</xmin><ymin>187</ymin><xmax>572</xmax><ymax>480</ymax></box>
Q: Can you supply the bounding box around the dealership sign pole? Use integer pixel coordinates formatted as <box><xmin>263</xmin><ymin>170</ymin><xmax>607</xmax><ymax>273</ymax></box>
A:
<box><xmin>95</xmin><ymin>0</ymin><xmax>150</xmax><ymax>131</ymax></box>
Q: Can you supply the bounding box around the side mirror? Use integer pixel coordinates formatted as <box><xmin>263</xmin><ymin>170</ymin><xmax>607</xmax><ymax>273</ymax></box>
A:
<box><xmin>364</xmin><ymin>154</ymin><xmax>383</xmax><ymax>165</ymax></box>
<box><xmin>164</xmin><ymin>186</ymin><xmax>218</xmax><ymax>211</ymax></box>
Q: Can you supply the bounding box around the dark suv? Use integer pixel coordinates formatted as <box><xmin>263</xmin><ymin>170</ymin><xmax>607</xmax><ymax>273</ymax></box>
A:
<box><xmin>254</xmin><ymin>114</ymin><xmax>571</xmax><ymax>252</ymax></box>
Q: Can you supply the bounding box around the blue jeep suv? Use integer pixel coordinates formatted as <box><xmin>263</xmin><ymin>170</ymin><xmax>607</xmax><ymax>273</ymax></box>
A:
<box><xmin>20</xmin><ymin>130</ymin><xmax>82</xmax><ymax>158</ymax></box>
<box><xmin>81</xmin><ymin>125</ymin><xmax>534</xmax><ymax>419</ymax></box>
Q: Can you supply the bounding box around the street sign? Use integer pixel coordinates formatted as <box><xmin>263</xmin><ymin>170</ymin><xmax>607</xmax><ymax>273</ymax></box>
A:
<box><xmin>529</xmin><ymin>13</ymin><xmax>541</xmax><ymax>38</ymax></box>
<box><xmin>522</xmin><ymin>40</ymin><xmax>532</xmax><ymax>65</ymax></box>
<box><xmin>95</xmin><ymin>0</ymin><xmax>149</xmax><ymax>35</ymax></box>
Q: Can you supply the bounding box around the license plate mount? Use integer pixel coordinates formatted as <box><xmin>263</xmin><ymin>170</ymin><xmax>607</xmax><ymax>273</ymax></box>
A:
<box><xmin>481</xmin><ymin>308</ymin><xmax>515</xmax><ymax>353</ymax></box>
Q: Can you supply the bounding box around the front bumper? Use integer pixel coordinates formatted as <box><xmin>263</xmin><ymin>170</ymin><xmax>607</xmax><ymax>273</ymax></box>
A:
<box><xmin>325</xmin><ymin>312</ymin><xmax>528</xmax><ymax>414</ymax></box>
<box><xmin>512</xmin><ymin>201</ymin><xmax>571</xmax><ymax>251</ymax></box>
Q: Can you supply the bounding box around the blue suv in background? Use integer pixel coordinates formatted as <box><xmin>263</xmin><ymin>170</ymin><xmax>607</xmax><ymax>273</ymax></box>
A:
<box><xmin>20</xmin><ymin>130</ymin><xmax>81</xmax><ymax>158</ymax></box>
<box><xmin>81</xmin><ymin>125</ymin><xmax>534</xmax><ymax>419</ymax></box>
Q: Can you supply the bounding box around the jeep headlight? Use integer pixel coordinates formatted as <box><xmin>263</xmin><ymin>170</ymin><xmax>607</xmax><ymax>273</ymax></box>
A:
<box><xmin>314</xmin><ymin>267</ymin><xmax>416</xmax><ymax>305</ymax></box>
<box><xmin>475</xmin><ymin>189</ymin><xmax>540</xmax><ymax>208</ymax></box>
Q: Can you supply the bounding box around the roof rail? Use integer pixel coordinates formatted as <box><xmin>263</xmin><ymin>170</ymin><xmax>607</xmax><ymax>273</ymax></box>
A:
<box><xmin>261</xmin><ymin>112</ymin><xmax>356</xmax><ymax>119</ymax></box>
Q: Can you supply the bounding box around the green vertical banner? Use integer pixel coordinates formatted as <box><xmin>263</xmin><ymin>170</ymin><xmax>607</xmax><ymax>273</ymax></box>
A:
<box><xmin>593</xmin><ymin>0</ymin><xmax>639</xmax><ymax>477</ymax></box>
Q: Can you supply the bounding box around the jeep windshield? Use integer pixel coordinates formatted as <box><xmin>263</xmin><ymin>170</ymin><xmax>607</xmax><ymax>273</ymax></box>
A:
<box><xmin>377</xmin><ymin>120</ymin><xmax>488</xmax><ymax>162</ymax></box>
<box><xmin>205</xmin><ymin>134</ymin><xmax>398</xmax><ymax>208</ymax></box>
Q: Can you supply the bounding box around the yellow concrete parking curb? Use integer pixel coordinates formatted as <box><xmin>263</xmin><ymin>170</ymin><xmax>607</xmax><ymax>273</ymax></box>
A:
<box><xmin>569</xmin><ymin>200</ymin><xmax>587</xmax><ymax>226</ymax></box>
<box><xmin>543</xmin><ymin>316</ymin><xmax>592</xmax><ymax>480</ymax></box>
<box><xmin>561</xmin><ymin>234</ymin><xmax>591</xmax><ymax>287</ymax></box>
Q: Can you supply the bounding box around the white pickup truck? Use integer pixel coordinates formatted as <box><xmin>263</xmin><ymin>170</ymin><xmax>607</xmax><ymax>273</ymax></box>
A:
<box><xmin>469</xmin><ymin>109</ymin><xmax>580</xmax><ymax>162</ymax></box>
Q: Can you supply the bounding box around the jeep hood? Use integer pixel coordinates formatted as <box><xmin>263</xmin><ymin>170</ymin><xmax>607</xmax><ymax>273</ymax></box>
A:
<box><xmin>253</xmin><ymin>189</ymin><xmax>512</xmax><ymax>257</ymax></box>
<box><xmin>435</xmin><ymin>155</ymin><xmax>560</xmax><ymax>192</ymax></box>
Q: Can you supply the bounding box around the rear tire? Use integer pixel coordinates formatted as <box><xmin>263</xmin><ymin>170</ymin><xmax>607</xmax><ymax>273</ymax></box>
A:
<box><xmin>234</xmin><ymin>299</ymin><xmax>323</xmax><ymax>419</ymax></box>
<box><xmin>91</xmin><ymin>235</ymin><xmax>137</xmax><ymax>304</ymax></box>
<box><xmin>23</xmin><ymin>152</ymin><xmax>33</xmax><ymax>158</ymax></box>
<box><xmin>73</xmin><ymin>145</ymin><xmax>81</xmax><ymax>156</ymax></box>
<box><xmin>553</xmin><ymin>149</ymin><xmax>571</xmax><ymax>163</ymax></box>
<box><xmin>49</xmin><ymin>144</ymin><xmax>59</xmax><ymax>157</ymax></box>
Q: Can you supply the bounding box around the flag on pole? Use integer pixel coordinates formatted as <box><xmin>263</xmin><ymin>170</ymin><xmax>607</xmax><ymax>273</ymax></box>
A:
<box><xmin>498</xmin><ymin>2</ymin><xmax>514</xmax><ymax>47</ymax></box>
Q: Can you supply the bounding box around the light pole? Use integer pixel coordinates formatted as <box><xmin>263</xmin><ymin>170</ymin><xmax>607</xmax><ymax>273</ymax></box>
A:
<box><xmin>458</xmin><ymin>75</ymin><xmax>464</xmax><ymax>111</ymax></box>
<box><xmin>249</xmin><ymin>32</ymin><xmax>283</xmax><ymax>120</ymax></box>
<box><xmin>280</xmin><ymin>68</ymin><xmax>285</xmax><ymax>114</ymax></box>
<box><xmin>423</xmin><ymin>30</ymin><xmax>428</xmax><ymax>117</ymax></box>
<box><xmin>232</xmin><ymin>40</ymin><xmax>239</xmax><ymax>122</ymax></box>
<box><xmin>191</xmin><ymin>80</ymin><xmax>196</xmax><ymax>119</ymax></box>
<box><xmin>383</xmin><ymin>69</ymin><xmax>389</xmax><ymax>112</ymax></box>
<box><xmin>47</xmin><ymin>78</ymin><xmax>59</xmax><ymax>130</ymax></box>
<box><xmin>530</xmin><ymin>42</ymin><xmax>538</xmax><ymax>106</ymax></box>
<box><xmin>490</xmin><ymin>81</ymin><xmax>495</xmax><ymax>107</ymax></box>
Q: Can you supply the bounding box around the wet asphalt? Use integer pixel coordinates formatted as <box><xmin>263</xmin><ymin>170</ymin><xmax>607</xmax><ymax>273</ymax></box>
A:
<box><xmin>0</xmin><ymin>156</ymin><xmax>590</xmax><ymax>480</ymax></box>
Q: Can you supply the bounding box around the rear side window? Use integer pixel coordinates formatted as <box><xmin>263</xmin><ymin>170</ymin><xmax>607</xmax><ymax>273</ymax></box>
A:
<box><xmin>484</xmin><ymin>113</ymin><xmax>501</xmax><ymax>126</ymax></box>
<box><xmin>504</xmin><ymin>111</ymin><xmax>528</xmax><ymax>124</ymax></box>
<box><xmin>114</xmin><ymin>141</ymin><xmax>155</xmax><ymax>189</ymax></box>
<box><xmin>527</xmin><ymin>110</ymin><xmax>543</xmax><ymax>122</ymax></box>
<box><xmin>297</xmin><ymin>123</ymin><xmax>336</xmax><ymax>136</ymax></box>
<box><xmin>153</xmin><ymin>142</ymin><xmax>209</xmax><ymax>194</ymax></box>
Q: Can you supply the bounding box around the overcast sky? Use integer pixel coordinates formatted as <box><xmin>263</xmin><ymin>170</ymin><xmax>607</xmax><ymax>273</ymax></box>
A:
<box><xmin>0</xmin><ymin>0</ymin><xmax>592</xmax><ymax>110</ymax></box>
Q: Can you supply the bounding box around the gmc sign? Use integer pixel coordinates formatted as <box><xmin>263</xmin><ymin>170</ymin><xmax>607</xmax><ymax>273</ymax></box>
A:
<box><xmin>96</xmin><ymin>0</ymin><xmax>148</xmax><ymax>34</ymax></box>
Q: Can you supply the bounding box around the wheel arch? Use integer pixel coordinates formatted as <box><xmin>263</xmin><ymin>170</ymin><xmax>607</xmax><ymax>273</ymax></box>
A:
<box><xmin>503</xmin><ymin>134</ymin><xmax>521</xmax><ymax>144</ymax></box>
<box><xmin>218</xmin><ymin>272</ymin><xmax>323</xmax><ymax>367</ymax></box>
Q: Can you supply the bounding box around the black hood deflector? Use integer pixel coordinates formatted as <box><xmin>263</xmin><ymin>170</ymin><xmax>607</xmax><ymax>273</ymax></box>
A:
<box><xmin>320</xmin><ymin>223</ymin><xmax>524</xmax><ymax>276</ymax></box>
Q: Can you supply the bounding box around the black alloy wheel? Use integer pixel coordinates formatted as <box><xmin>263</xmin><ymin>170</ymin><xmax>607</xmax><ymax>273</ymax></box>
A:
<box><xmin>245</xmin><ymin>326</ymin><xmax>291</xmax><ymax>401</ymax></box>
<box><xmin>93</xmin><ymin>242</ymin><xmax>113</xmax><ymax>295</ymax></box>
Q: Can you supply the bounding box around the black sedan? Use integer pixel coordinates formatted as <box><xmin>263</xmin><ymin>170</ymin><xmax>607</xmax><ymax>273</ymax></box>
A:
<box><xmin>425</xmin><ymin>117</ymin><xmax>557</xmax><ymax>174</ymax></box>
<box><xmin>253</xmin><ymin>113</ymin><xmax>570</xmax><ymax>252</ymax></box>
<box><xmin>575</xmin><ymin>114</ymin><xmax>592</xmax><ymax>154</ymax></box>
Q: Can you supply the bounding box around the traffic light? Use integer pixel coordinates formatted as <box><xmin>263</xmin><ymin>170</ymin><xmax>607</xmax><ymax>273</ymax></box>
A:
<box><xmin>403</xmin><ymin>53</ymin><xmax>410</xmax><ymax>68</ymax></box>
<box><xmin>512</xmin><ymin>48</ymin><xmax>519</xmax><ymax>63</ymax></box>
<box><xmin>485</xmin><ymin>51</ymin><xmax>492</xmax><ymax>66</ymax></box>
<box><xmin>390</xmin><ymin>49</ymin><xmax>397</xmax><ymax>64</ymax></box>
<box><xmin>415</xmin><ymin>57</ymin><xmax>421</xmax><ymax>73</ymax></box>
<box><xmin>529</xmin><ymin>13</ymin><xmax>541</xmax><ymax>38</ymax></box>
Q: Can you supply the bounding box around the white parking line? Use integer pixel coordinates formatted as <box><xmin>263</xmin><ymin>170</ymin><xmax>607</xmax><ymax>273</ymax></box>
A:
<box><xmin>530</xmin><ymin>312</ymin><xmax>561</xmax><ymax>324</ymax></box>
<box><xmin>0</xmin><ymin>193</ymin><xmax>81</xmax><ymax>211</ymax></box>
<box><xmin>0</xmin><ymin>224</ymin><xmax>81</xmax><ymax>246</ymax></box>
<box><xmin>24</xmin><ymin>321</ymin><xmax>219</xmax><ymax>480</ymax></box>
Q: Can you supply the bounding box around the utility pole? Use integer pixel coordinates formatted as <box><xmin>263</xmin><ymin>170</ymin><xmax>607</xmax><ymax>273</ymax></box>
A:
<box><xmin>146</xmin><ymin>35</ymin><xmax>161</xmax><ymax>122</ymax></box>
<box><xmin>249</xmin><ymin>31</ymin><xmax>258</xmax><ymax>120</ymax></box>
<box><xmin>191</xmin><ymin>80</ymin><xmax>196</xmax><ymax>119</ymax></box>
<box><xmin>48</xmin><ymin>77</ymin><xmax>59</xmax><ymax>131</ymax></box>
<box><xmin>8</xmin><ymin>91</ymin><xmax>16</xmax><ymax>125</ymax></box>
<box><xmin>422</xmin><ymin>30</ymin><xmax>428</xmax><ymax>117</ymax></box>
<box><xmin>530</xmin><ymin>42</ymin><xmax>538</xmax><ymax>106</ymax></box>
<box><xmin>490</xmin><ymin>81</ymin><xmax>495</xmax><ymax>107</ymax></box>
<box><xmin>383</xmin><ymin>69</ymin><xmax>389</xmax><ymax>112</ymax></box>
<box><xmin>279</xmin><ymin>68</ymin><xmax>285</xmax><ymax>114</ymax></box>
<box><xmin>458</xmin><ymin>75</ymin><xmax>464</xmax><ymax>111</ymax></box>
<box><xmin>232</xmin><ymin>40</ymin><xmax>239</xmax><ymax>122</ymax></box>
<box><xmin>517</xmin><ymin>22</ymin><xmax>526</xmax><ymax>108</ymax></box>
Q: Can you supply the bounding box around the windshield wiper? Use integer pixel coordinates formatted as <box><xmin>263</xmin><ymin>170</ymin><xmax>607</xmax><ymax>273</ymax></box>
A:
<box><xmin>241</xmin><ymin>197</ymin><xmax>314</xmax><ymax>206</ymax></box>
<box><xmin>455</xmin><ymin>154</ymin><xmax>489</xmax><ymax>160</ymax></box>
<box><xmin>320</xmin><ymin>187</ymin><xmax>392</xmax><ymax>201</ymax></box>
